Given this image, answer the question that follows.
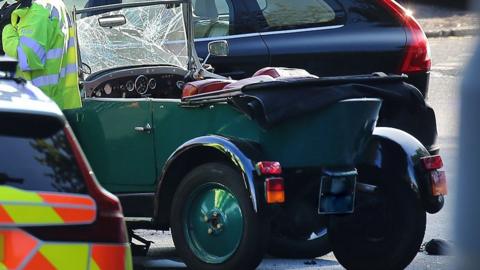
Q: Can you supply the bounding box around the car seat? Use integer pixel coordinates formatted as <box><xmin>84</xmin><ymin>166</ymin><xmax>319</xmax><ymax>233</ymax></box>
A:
<box><xmin>253</xmin><ymin>67</ymin><xmax>318</xmax><ymax>79</ymax></box>
<box><xmin>181</xmin><ymin>67</ymin><xmax>318</xmax><ymax>98</ymax></box>
<box><xmin>207</xmin><ymin>21</ymin><xmax>229</xmax><ymax>37</ymax></box>
<box><xmin>193</xmin><ymin>0</ymin><xmax>221</xmax><ymax>38</ymax></box>
<box><xmin>182</xmin><ymin>79</ymin><xmax>236</xmax><ymax>97</ymax></box>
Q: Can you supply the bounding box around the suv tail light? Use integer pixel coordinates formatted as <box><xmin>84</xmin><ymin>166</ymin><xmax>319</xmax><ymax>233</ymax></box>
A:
<box><xmin>380</xmin><ymin>0</ymin><xmax>431</xmax><ymax>73</ymax></box>
<box><xmin>64</xmin><ymin>126</ymin><xmax>128</xmax><ymax>243</ymax></box>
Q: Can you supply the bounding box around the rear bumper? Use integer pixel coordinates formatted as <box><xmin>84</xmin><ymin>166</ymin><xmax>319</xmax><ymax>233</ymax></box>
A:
<box><xmin>377</xmin><ymin>101</ymin><xmax>438</xmax><ymax>152</ymax></box>
<box><xmin>0</xmin><ymin>229</ymin><xmax>132</xmax><ymax>270</ymax></box>
<box><xmin>406</xmin><ymin>71</ymin><xmax>430</xmax><ymax>98</ymax></box>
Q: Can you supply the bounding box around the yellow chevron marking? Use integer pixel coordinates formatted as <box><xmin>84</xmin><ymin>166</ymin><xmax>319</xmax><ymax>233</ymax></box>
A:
<box><xmin>40</xmin><ymin>244</ymin><xmax>89</xmax><ymax>270</ymax></box>
<box><xmin>89</xmin><ymin>258</ymin><xmax>101</xmax><ymax>270</ymax></box>
<box><xmin>3</xmin><ymin>205</ymin><xmax>63</xmax><ymax>224</ymax></box>
<box><xmin>0</xmin><ymin>186</ymin><xmax>43</xmax><ymax>203</ymax></box>
<box><xmin>125</xmin><ymin>246</ymin><xmax>133</xmax><ymax>270</ymax></box>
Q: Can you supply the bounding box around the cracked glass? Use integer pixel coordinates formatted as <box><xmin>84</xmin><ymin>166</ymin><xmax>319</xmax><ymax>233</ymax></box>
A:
<box><xmin>76</xmin><ymin>3</ymin><xmax>188</xmax><ymax>75</ymax></box>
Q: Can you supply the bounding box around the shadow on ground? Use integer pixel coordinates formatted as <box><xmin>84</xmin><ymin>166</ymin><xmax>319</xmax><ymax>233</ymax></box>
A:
<box><xmin>133</xmin><ymin>247</ymin><xmax>342</xmax><ymax>270</ymax></box>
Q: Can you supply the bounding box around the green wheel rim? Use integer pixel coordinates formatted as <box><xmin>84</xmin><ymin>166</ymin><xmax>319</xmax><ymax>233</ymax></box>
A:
<box><xmin>183</xmin><ymin>182</ymin><xmax>244</xmax><ymax>264</ymax></box>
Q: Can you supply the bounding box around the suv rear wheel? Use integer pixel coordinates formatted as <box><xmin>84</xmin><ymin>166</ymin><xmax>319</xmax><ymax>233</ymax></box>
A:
<box><xmin>328</xmin><ymin>172</ymin><xmax>426</xmax><ymax>270</ymax></box>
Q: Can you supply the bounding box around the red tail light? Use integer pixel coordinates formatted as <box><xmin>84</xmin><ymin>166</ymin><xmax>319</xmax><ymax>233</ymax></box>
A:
<box><xmin>256</xmin><ymin>161</ymin><xmax>282</xmax><ymax>175</ymax></box>
<box><xmin>420</xmin><ymin>155</ymin><xmax>443</xmax><ymax>170</ymax></box>
<box><xmin>380</xmin><ymin>0</ymin><xmax>431</xmax><ymax>73</ymax></box>
<box><xmin>64</xmin><ymin>126</ymin><xmax>128</xmax><ymax>243</ymax></box>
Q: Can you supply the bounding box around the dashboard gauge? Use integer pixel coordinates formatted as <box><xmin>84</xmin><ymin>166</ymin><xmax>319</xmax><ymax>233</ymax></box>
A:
<box><xmin>126</xmin><ymin>80</ymin><xmax>135</xmax><ymax>92</ymax></box>
<box><xmin>104</xmin><ymin>83</ymin><xmax>112</xmax><ymax>95</ymax></box>
<box><xmin>176</xmin><ymin>81</ymin><xmax>185</xmax><ymax>89</ymax></box>
<box><xmin>135</xmin><ymin>75</ymin><xmax>148</xmax><ymax>95</ymax></box>
<box><xmin>148</xmin><ymin>78</ymin><xmax>157</xmax><ymax>90</ymax></box>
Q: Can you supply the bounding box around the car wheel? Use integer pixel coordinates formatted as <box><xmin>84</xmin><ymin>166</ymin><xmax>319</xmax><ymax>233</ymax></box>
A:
<box><xmin>328</xmin><ymin>173</ymin><xmax>426</xmax><ymax>270</ymax></box>
<box><xmin>170</xmin><ymin>162</ymin><xmax>268</xmax><ymax>270</ymax></box>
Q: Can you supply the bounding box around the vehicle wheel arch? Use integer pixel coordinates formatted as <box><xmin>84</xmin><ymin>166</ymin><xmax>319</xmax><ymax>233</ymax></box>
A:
<box><xmin>152</xmin><ymin>135</ymin><xmax>263</xmax><ymax>229</ymax></box>
<box><xmin>357</xmin><ymin>127</ymin><xmax>444</xmax><ymax>214</ymax></box>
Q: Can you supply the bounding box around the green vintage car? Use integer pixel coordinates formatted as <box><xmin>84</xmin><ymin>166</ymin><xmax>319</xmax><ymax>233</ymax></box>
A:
<box><xmin>64</xmin><ymin>1</ymin><xmax>447</xmax><ymax>269</ymax></box>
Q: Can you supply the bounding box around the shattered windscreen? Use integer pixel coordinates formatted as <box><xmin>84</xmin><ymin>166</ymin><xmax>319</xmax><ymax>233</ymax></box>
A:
<box><xmin>76</xmin><ymin>3</ymin><xmax>188</xmax><ymax>74</ymax></box>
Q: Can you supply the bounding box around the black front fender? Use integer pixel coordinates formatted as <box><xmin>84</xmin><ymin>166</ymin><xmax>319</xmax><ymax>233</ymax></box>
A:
<box><xmin>357</xmin><ymin>127</ymin><xmax>444</xmax><ymax>213</ymax></box>
<box><xmin>153</xmin><ymin>135</ymin><xmax>263</xmax><ymax>228</ymax></box>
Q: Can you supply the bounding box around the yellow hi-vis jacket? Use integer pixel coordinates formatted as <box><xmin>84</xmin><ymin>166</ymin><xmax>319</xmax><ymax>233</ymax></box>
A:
<box><xmin>2</xmin><ymin>0</ymin><xmax>82</xmax><ymax>109</ymax></box>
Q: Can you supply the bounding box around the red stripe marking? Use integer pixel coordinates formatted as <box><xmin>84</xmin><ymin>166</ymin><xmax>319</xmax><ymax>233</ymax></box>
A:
<box><xmin>23</xmin><ymin>251</ymin><xmax>56</xmax><ymax>270</ymax></box>
<box><xmin>40</xmin><ymin>193</ymin><xmax>95</xmax><ymax>207</ymax></box>
<box><xmin>2</xmin><ymin>230</ymin><xmax>38</xmax><ymax>269</ymax></box>
<box><xmin>0</xmin><ymin>206</ymin><xmax>13</xmax><ymax>224</ymax></box>
<box><xmin>92</xmin><ymin>244</ymin><xmax>126</xmax><ymax>270</ymax></box>
<box><xmin>53</xmin><ymin>207</ymin><xmax>96</xmax><ymax>224</ymax></box>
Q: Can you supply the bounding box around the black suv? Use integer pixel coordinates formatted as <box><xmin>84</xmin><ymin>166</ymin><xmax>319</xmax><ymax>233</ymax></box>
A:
<box><xmin>194</xmin><ymin>0</ymin><xmax>431</xmax><ymax>98</ymax></box>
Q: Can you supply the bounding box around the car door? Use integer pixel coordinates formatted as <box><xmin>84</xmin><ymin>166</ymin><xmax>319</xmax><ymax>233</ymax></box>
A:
<box><xmin>249</xmin><ymin>0</ymin><xmax>407</xmax><ymax>77</ymax></box>
<box><xmin>193</xmin><ymin>0</ymin><xmax>269</xmax><ymax>79</ymax></box>
<box><xmin>65</xmin><ymin>99</ymin><xmax>157</xmax><ymax>192</ymax></box>
<box><xmin>65</xmin><ymin>1</ymin><xmax>183</xmax><ymax>193</ymax></box>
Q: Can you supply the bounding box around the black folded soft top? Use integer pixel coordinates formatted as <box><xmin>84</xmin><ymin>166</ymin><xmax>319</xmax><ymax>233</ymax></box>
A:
<box><xmin>181</xmin><ymin>73</ymin><xmax>427</xmax><ymax>127</ymax></box>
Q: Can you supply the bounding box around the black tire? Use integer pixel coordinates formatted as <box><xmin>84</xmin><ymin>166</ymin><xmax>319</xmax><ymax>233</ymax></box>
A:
<box><xmin>269</xmin><ymin>202</ymin><xmax>331</xmax><ymax>258</ymax></box>
<box><xmin>170</xmin><ymin>162</ymin><xmax>268</xmax><ymax>270</ymax></box>
<box><xmin>269</xmin><ymin>232</ymin><xmax>330</xmax><ymax>259</ymax></box>
<box><xmin>328</xmin><ymin>172</ymin><xmax>426</xmax><ymax>270</ymax></box>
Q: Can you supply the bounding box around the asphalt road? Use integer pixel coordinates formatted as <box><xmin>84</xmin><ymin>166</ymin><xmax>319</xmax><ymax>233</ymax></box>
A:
<box><xmin>133</xmin><ymin>36</ymin><xmax>476</xmax><ymax>270</ymax></box>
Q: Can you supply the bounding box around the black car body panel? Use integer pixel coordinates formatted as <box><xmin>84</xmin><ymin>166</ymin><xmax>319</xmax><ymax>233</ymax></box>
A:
<box><xmin>194</xmin><ymin>0</ymin><xmax>427</xmax><ymax>92</ymax></box>
<box><xmin>357</xmin><ymin>127</ymin><xmax>444</xmax><ymax>213</ymax></box>
<box><xmin>193</xmin><ymin>0</ymin><xmax>435</xmax><ymax>151</ymax></box>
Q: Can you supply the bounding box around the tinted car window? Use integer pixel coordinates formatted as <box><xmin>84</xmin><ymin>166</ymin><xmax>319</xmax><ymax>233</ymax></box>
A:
<box><xmin>214</xmin><ymin>0</ymin><xmax>230</xmax><ymax>14</ymax></box>
<box><xmin>256</xmin><ymin>0</ymin><xmax>337</xmax><ymax>29</ymax></box>
<box><xmin>344</xmin><ymin>0</ymin><xmax>401</xmax><ymax>25</ymax></box>
<box><xmin>193</xmin><ymin>0</ymin><xmax>234</xmax><ymax>38</ymax></box>
<box><xmin>256</xmin><ymin>0</ymin><xmax>266</xmax><ymax>10</ymax></box>
<box><xmin>0</xmin><ymin>130</ymin><xmax>87</xmax><ymax>194</ymax></box>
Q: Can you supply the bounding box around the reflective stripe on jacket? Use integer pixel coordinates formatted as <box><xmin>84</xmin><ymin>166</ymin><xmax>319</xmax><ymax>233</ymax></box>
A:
<box><xmin>2</xmin><ymin>0</ymin><xmax>82</xmax><ymax>109</ymax></box>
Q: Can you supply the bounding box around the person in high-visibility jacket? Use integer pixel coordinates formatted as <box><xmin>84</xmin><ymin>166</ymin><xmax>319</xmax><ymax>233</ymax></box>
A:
<box><xmin>2</xmin><ymin>0</ymin><xmax>82</xmax><ymax>109</ymax></box>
